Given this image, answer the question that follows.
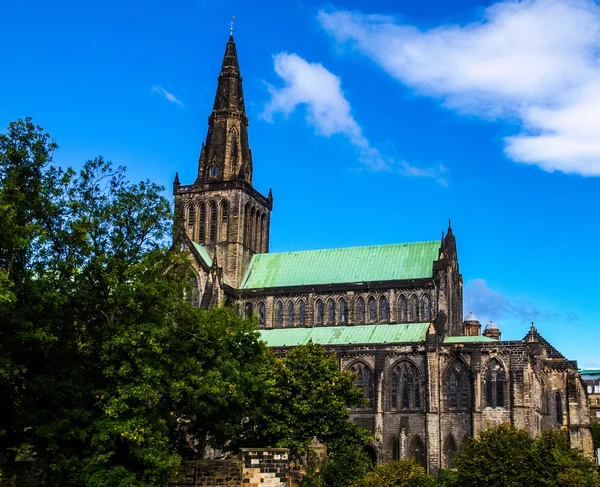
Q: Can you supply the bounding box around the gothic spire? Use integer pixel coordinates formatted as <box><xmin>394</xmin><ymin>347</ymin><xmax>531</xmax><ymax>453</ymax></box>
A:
<box><xmin>195</xmin><ymin>34</ymin><xmax>252</xmax><ymax>186</ymax></box>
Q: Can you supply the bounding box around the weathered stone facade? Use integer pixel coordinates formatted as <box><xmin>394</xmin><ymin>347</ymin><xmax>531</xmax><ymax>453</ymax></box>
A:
<box><xmin>174</xmin><ymin>35</ymin><xmax>593</xmax><ymax>473</ymax></box>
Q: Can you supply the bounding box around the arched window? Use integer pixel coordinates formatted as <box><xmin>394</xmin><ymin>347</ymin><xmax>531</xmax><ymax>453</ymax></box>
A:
<box><xmin>390</xmin><ymin>437</ymin><xmax>400</xmax><ymax>461</ymax></box>
<box><xmin>379</xmin><ymin>296</ymin><xmax>389</xmax><ymax>322</ymax></box>
<box><xmin>288</xmin><ymin>301</ymin><xmax>294</xmax><ymax>326</ymax></box>
<box><xmin>339</xmin><ymin>299</ymin><xmax>347</xmax><ymax>324</ymax></box>
<box><xmin>209</xmin><ymin>201</ymin><xmax>217</xmax><ymax>242</ymax></box>
<box><xmin>447</xmin><ymin>361</ymin><xmax>471</xmax><ymax>410</ymax></box>
<box><xmin>316</xmin><ymin>299</ymin><xmax>324</xmax><ymax>325</ymax></box>
<box><xmin>258</xmin><ymin>302</ymin><xmax>266</xmax><ymax>326</ymax></box>
<box><xmin>357</xmin><ymin>297</ymin><xmax>365</xmax><ymax>323</ymax></box>
<box><xmin>260</xmin><ymin>214</ymin><xmax>267</xmax><ymax>252</ymax></box>
<box><xmin>187</xmin><ymin>206</ymin><xmax>195</xmax><ymax>230</ymax></box>
<box><xmin>485</xmin><ymin>358</ymin><xmax>506</xmax><ymax>408</ymax></box>
<box><xmin>209</xmin><ymin>159</ymin><xmax>219</xmax><ymax>178</ymax></box>
<box><xmin>244</xmin><ymin>204</ymin><xmax>250</xmax><ymax>245</ymax></box>
<box><xmin>276</xmin><ymin>301</ymin><xmax>284</xmax><ymax>327</ymax></box>
<box><xmin>391</xmin><ymin>362</ymin><xmax>421</xmax><ymax>410</ymax></box>
<box><xmin>410</xmin><ymin>436</ymin><xmax>426</xmax><ymax>469</ymax></box>
<box><xmin>555</xmin><ymin>391</ymin><xmax>563</xmax><ymax>425</ymax></box>
<box><xmin>230</xmin><ymin>129</ymin><xmax>238</xmax><ymax>171</ymax></box>
<box><xmin>327</xmin><ymin>298</ymin><xmax>335</xmax><ymax>324</ymax></box>
<box><xmin>410</xmin><ymin>295</ymin><xmax>419</xmax><ymax>321</ymax></box>
<box><xmin>298</xmin><ymin>300</ymin><xmax>305</xmax><ymax>326</ymax></box>
<box><xmin>399</xmin><ymin>295</ymin><xmax>407</xmax><ymax>322</ymax></box>
<box><xmin>368</xmin><ymin>296</ymin><xmax>377</xmax><ymax>322</ymax></box>
<box><xmin>245</xmin><ymin>302</ymin><xmax>253</xmax><ymax>319</ymax></box>
<box><xmin>221</xmin><ymin>200</ymin><xmax>229</xmax><ymax>223</ymax></box>
<box><xmin>444</xmin><ymin>436</ymin><xmax>457</xmax><ymax>469</ymax></box>
<box><xmin>184</xmin><ymin>275</ymin><xmax>199</xmax><ymax>308</ymax></box>
<box><xmin>199</xmin><ymin>203</ymin><xmax>206</xmax><ymax>243</ymax></box>
<box><xmin>423</xmin><ymin>294</ymin><xmax>431</xmax><ymax>321</ymax></box>
<box><xmin>348</xmin><ymin>362</ymin><xmax>374</xmax><ymax>408</ymax></box>
<box><xmin>250</xmin><ymin>207</ymin><xmax>256</xmax><ymax>249</ymax></box>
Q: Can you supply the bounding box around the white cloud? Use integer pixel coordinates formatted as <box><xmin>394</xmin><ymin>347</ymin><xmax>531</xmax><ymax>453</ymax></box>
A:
<box><xmin>151</xmin><ymin>86</ymin><xmax>184</xmax><ymax>107</ymax></box>
<box><xmin>263</xmin><ymin>52</ymin><xmax>446</xmax><ymax>181</ymax></box>
<box><xmin>318</xmin><ymin>1</ymin><xmax>600</xmax><ymax>176</ymax></box>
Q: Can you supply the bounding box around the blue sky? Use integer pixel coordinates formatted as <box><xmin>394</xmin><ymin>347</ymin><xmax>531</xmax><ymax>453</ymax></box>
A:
<box><xmin>1</xmin><ymin>0</ymin><xmax>599</xmax><ymax>367</ymax></box>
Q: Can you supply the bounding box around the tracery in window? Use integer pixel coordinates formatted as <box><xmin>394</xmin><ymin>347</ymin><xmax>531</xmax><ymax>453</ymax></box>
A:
<box><xmin>484</xmin><ymin>358</ymin><xmax>506</xmax><ymax>408</ymax></box>
<box><xmin>447</xmin><ymin>361</ymin><xmax>471</xmax><ymax>410</ymax></box>
<box><xmin>245</xmin><ymin>302</ymin><xmax>253</xmax><ymax>319</ymax></box>
<box><xmin>357</xmin><ymin>297</ymin><xmax>365</xmax><ymax>323</ymax></box>
<box><xmin>288</xmin><ymin>301</ymin><xmax>294</xmax><ymax>327</ymax></box>
<box><xmin>379</xmin><ymin>296</ymin><xmax>389</xmax><ymax>322</ymax></box>
<box><xmin>327</xmin><ymin>298</ymin><xmax>335</xmax><ymax>324</ymax></box>
<box><xmin>423</xmin><ymin>294</ymin><xmax>431</xmax><ymax>321</ymax></box>
<box><xmin>299</xmin><ymin>300</ymin><xmax>305</xmax><ymax>326</ymax></box>
<box><xmin>316</xmin><ymin>299</ymin><xmax>324</xmax><ymax>325</ymax></box>
<box><xmin>410</xmin><ymin>295</ymin><xmax>419</xmax><ymax>321</ymax></box>
<box><xmin>410</xmin><ymin>436</ymin><xmax>426</xmax><ymax>469</ymax></box>
<box><xmin>199</xmin><ymin>203</ymin><xmax>206</xmax><ymax>243</ymax></box>
<box><xmin>348</xmin><ymin>362</ymin><xmax>374</xmax><ymax>408</ymax></box>
<box><xmin>339</xmin><ymin>299</ymin><xmax>347</xmax><ymax>324</ymax></box>
<box><xmin>368</xmin><ymin>296</ymin><xmax>377</xmax><ymax>322</ymax></box>
<box><xmin>400</xmin><ymin>295</ymin><xmax>407</xmax><ymax>322</ymax></box>
<box><xmin>391</xmin><ymin>362</ymin><xmax>421</xmax><ymax>410</ymax></box>
<box><xmin>208</xmin><ymin>159</ymin><xmax>219</xmax><ymax>178</ymax></box>
<box><xmin>209</xmin><ymin>201</ymin><xmax>217</xmax><ymax>242</ymax></box>
<box><xmin>276</xmin><ymin>301</ymin><xmax>283</xmax><ymax>326</ymax></box>
<box><xmin>258</xmin><ymin>302</ymin><xmax>266</xmax><ymax>326</ymax></box>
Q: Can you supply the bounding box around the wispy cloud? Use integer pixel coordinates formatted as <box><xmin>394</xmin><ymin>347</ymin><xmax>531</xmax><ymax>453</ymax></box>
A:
<box><xmin>263</xmin><ymin>52</ymin><xmax>446</xmax><ymax>182</ymax></box>
<box><xmin>318</xmin><ymin>1</ymin><xmax>600</xmax><ymax>176</ymax></box>
<box><xmin>151</xmin><ymin>86</ymin><xmax>184</xmax><ymax>107</ymax></box>
<box><xmin>463</xmin><ymin>278</ymin><xmax>578</xmax><ymax>326</ymax></box>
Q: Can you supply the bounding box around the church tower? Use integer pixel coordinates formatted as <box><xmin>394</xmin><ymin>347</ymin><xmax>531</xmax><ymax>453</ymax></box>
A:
<box><xmin>173</xmin><ymin>34</ymin><xmax>272</xmax><ymax>289</ymax></box>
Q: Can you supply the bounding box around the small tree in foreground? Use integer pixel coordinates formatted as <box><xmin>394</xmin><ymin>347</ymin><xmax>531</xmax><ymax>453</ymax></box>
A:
<box><xmin>349</xmin><ymin>458</ymin><xmax>435</xmax><ymax>487</ymax></box>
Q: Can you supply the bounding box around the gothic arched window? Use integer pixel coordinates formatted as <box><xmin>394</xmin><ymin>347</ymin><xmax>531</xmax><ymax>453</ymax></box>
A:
<box><xmin>199</xmin><ymin>203</ymin><xmax>206</xmax><ymax>243</ymax></box>
<box><xmin>230</xmin><ymin>129</ymin><xmax>238</xmax><ymax>171</ymax></box>
<box><xmin>187</xmin><ymin>205</ymin><xmax>195</xmax><ymax>230</ymax></box>
<box><xmin>245</xmin><ymin>302</ymin><xmax>253</xmax><ymax>319</ymax></box>
<box><xmin>209</xmin><ymin>201</ymin><xmax>217</xmax><ymax>242</ymax></box>
<box><xmin>484</xmin><ymin>358</ymin><xmax>506</xmax><ymax>408</ymax></box>
<box><xmin>423</xmin><ymin>294</ymin><xmax>431</xmax><ymax>321</ymax></box>
<box><xmin>410</xmin><ymin>295</ymin><xmax>419</xmax><ymax>321</ymax></box>
<box><xmin>379</xmin><ymin>296</ymin><xmax>389</xmax><ymax>322</ymax></box>
<box><xmin>444</xmin><ymin>436</ymin><xmax>457</xmax><ymax>469</ymax></box>
<box><xmin>348</xmin><ymin>362</ymin><xmax>374</xmax><ymax>408</ymax></box>
<box><xmin>298</xmin><ymin>300</ymin><xmax>305</xmax><ymax>326</ymax></box>
<box><xmin>339</xmin><ymin>299</ymin><xmax>347</xmax><ymax>324</ymax></box>
<box><xmin>399</xmin><ymin>295</ymin><xmax>407</xmax><ymax>322</ymax></box>
<box><xmin>410</xmin><ymin>436</ymin><xmax>426</xmax><ymax>469</ymax></box>
<box><xmin>555</xmin><ymin>391</ymin><xmax>563</xmax><ymax>425</ymax></box>
<box><xmin>208</xmin><ymin>159</ymin><xmax>219</xmax><ymax>178</ymax></box>
<box><xmin>327</xmin><ymin>298</ymin><xmax>335</xmax><ymax>324</ymax></box>
<box><xmin>368</xmin><ymin>296</ymin><xmax>377</xmax><ymax>322</ymax></box>
<box><xmin>276</xmin><ymin>301</ymin><xmax>284</xmax><ymax>327</ymax></box>
<box><xmin>447</xmin><ymin>361</ymin><xmax>471</xmax><ymax>410</ymax></box>
<box><xmin>288</xmin><ymin>301</ymin><xmax>294</xmax><ymax>326</ymax></box>
<box><xmin>391</xmin><ymin>362</ymin><xmax>421</xmax><ymax>410</ymax></box>
<box><xmin>390</xmin><ymin>437</ymin><xmax>400</xmax><ymax>461</ymax></box>
<box><xmin>316</xmin><ymin>299</ymin><xmax>324</xmax><ymax>325</ymax></box>
<box><xmin>258</xmin><ymin>302</ymin><xmax>266</xmax><ymax>326</ymax></box>
<box><xmin>184</xmin><ymin>274</ymin><xmax>199</xmax><ymax>308</ymax></box>
<box><xmin>357</xmin><ymin>297</ymin><xmax>365</xmax><ymax>323</ymax></box>
<box><xmin>221</xmin><ymin>200</ymin><xmax>229</xmax><ymax>223</ymax></box>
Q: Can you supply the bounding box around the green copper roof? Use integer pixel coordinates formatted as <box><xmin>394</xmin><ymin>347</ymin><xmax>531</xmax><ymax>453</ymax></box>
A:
<box><xmin>191</xmin><ymin>241</ymin><xmax>213</xmax><ymax>267</ymax></box>
<box><xmin>580</xmin><ymin>370</ymin><xmax>600</xmax><ymax>375</ymax></box>
<box><xmin>444</xmin><ymin>336</ymin><xmax>497</xmax><ymax>344</ymax></box>
<box><xmin>241</xmin><ymin>241</ymin><xmax>440</xmax><ymax>289</ymax></box>
<box><xmin>259</xmin><ymin>323</ymin><xmax>430</xmax><ymax>347</ymax></box>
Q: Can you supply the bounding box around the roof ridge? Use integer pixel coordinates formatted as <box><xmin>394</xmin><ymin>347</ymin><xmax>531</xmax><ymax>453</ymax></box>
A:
<box><xmin>259</xmin><ymin>240</ymin><xmax>441</xmax><ymax>257</ymax></box>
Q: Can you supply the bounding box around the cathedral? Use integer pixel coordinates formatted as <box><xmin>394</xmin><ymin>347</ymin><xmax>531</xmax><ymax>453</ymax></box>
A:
<box><xmin>172</xmin><ymin>35</ymin><xmax>593</xmax><ymax>472</ymax></box>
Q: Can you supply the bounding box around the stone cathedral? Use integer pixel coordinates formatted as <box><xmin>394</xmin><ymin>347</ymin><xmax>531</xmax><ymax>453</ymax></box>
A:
<box><xmin>172</xmin><ymin>35</ymin><xmax>593</xmax><ymax>472</ymax></box>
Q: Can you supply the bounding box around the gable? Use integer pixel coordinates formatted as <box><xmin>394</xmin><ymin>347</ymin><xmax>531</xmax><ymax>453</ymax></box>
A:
<box><xmin>240</xmin><ymin>241</ymin><xmax>440</xmax><ymax>289</ymax></box>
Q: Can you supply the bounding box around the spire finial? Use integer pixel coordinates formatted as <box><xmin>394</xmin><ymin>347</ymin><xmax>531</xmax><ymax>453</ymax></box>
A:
<box><xmin>230</xmin><ymin>15</ymin><xmax>235</xmax><ymax>37</ymax></box>
<box><xmin>448</xmin><ymin>218</ymin><xmax>452</xmax><ymax>231</ymax></box>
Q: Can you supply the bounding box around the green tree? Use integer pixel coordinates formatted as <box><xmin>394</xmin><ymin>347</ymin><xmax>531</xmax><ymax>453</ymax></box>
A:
<box><xmin>591</xmin><ymin>423</ymin><xmax>600</xmax><ymax>451</ymax></box>
<box><xmin>0</xmin><ymin>119</ymin><xmax>269</xmax><ymax>486</ymax></box>
<box><xmin>455</xmin><ymin>424</ymin><xmax>538</xmax><ymax>487</ymax></box>
<box><xmin>240</xmin><ymin>342</ymin><xmax>371</xmax><ymax>460</ymax></box>
<box><xmin>350</xmin><ymin>458</ymin><xmax>435</xmax><ymax>487</ymax></box>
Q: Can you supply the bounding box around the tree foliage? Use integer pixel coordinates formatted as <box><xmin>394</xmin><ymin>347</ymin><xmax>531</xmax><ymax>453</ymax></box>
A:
<box><xmin>349</xmin><ymin>459</ymin><xmax>435</xmax><ymax>487</ymax></box>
